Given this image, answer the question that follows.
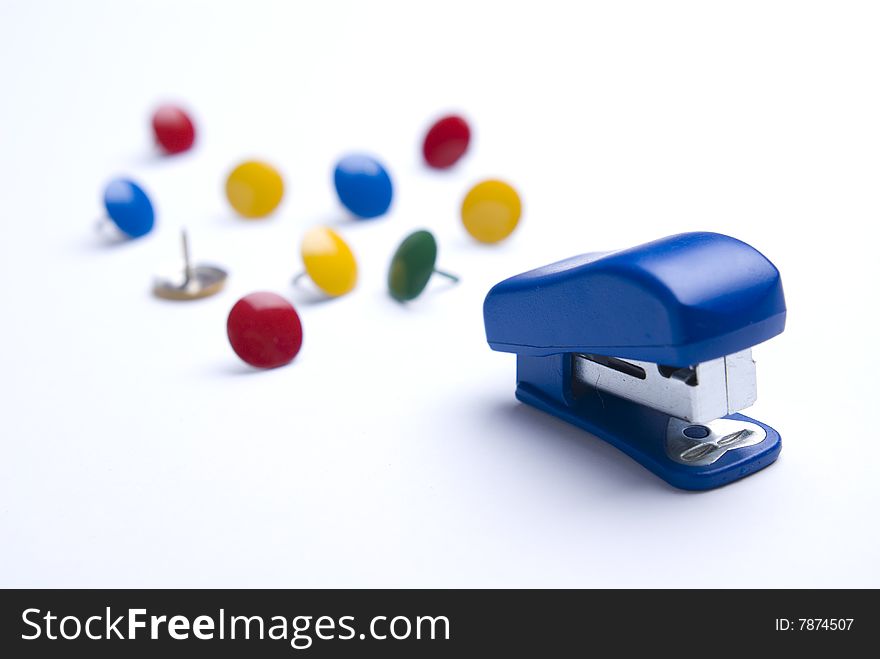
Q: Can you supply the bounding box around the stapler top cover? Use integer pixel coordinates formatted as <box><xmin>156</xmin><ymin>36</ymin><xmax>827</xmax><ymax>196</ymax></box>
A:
<box><xmin>483</xmin><ymin>232</ymin><xmax>786</xmax><ymax>366</ymax></box>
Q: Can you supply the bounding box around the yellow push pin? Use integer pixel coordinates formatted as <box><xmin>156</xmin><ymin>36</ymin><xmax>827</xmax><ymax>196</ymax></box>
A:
<box><xmin>225</xmin><ymin>160</ymin><xmax>285</xmax><ymax>218</ymax></box>
<box><xmin>153</xmin><ymin>230</ymin><xmax>228</xmax><ymax>300</ymax></box>
<box><xmin>461</xmin><ymin>179</ymin><xmax>522</xmax><ymax>244</ymax></box>
<box><xmin>294</xmin><ymin>226</ymin><xmax>358</xmax><ymax>297</ymax></box>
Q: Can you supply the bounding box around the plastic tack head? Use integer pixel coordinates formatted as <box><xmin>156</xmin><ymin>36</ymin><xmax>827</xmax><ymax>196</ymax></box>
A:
<box><xmin>422</xmin><ymin>115</ymin><xmax>471</xmax><ymax>169</ymax></box>
<box><xmin>461</xmin><ymin>179</ymin><xmax>522</xmax><ymax>244</ymax></box>
<box><xmin>388</xmin><ymin>230</ymin><xmax>458</xmax><ymax>302</ymax></box>
<box><xmin>103</xmin><ymin>178</ymin><xmax>155</xmax><ymax>239</ymax></box>
<box><xmin>300</xmin><ymin>226</ymin><xmax>358</xmax><ymax>297</ymax></box>
<box><xmin>227</xmin><ymin>292</ymin><xmax>303</xmax><ymax>368</ymax></box>
<box><xmin>151</xmin><ymin>105</ymin><xmax>196</xmax><ymax>154</ymax></box>
<box><xmin>226</xmin><ymin>160</ymin><xmax>285</xmax><ymax>219</ymax></box>
<box><xmin>333</xmin><ymin>154</ymin><xmax>393</xmax><ymax>219</ymax></box>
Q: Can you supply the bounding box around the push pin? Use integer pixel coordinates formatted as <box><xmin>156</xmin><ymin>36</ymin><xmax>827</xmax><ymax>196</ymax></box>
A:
<box><xmin>483</xmin><ymin>232</ymin><xmax>787</xmax><ymax>490</ymax></box>
<box><xmin>461</xmin><ymin>179</ymin><xmax>521</xmax><ymax>244</ymax></box>
<box><xmin>388</xmin><ymin>230</ymin><xmax>458</xmax><ymax>302</ymax></box>
<box><xmin>99</xmin><ymin>178</ymin><xmax>155</xmax><ymax>239</ymax></box>
<box><xmin>422</xmin><ymin>114</ymin><xmax>471</xmax><ymax>169</ymax></box>
<box><xmin>227</xmin><ymin>292</ymin><xmax>303</xmax><ymax>369</ymax></box>
<box><xmin>225</xmin><ymin>160</ymin><xmax>285</xmax><ymax>219</ymax></box>
<box><xmin>152</xmin><ymin>104</ymin><xmax>196</xmax><ymax>155</ymax></box>
<box><xmin>153</xmin><ymin>230</ymin><xmax>228</xmax><ymax>300</ymax></box>
<box><xmin>294</xmin><ymin>226</ymin><xmax>358</xmax><ymax>298</ymax></box>
<box><xmin>334</xmin><ymin>154</ymin><xmax>393</xmax><ymax>219</ymax></box>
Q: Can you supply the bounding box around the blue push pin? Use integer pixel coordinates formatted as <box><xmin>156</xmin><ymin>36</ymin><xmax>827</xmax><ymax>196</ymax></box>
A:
<box><xmin>101</xmin><ymin>178</ymin><xmax>155</xmax><ymax>239</ymax></box>
<box><xmin>333</xmin><ymin>154</ymin><xmax>393</xmax><ymax>219</ymax></box>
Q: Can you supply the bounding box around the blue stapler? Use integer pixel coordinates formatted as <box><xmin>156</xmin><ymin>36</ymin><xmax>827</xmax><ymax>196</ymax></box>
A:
<box><xmin>483</xmin><ymin>232</ymin><xmax>786</xmax><ymax>490</ymax></box>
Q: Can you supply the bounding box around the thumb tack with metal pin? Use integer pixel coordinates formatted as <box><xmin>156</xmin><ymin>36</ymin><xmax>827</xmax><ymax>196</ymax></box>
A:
<box><xmin>152</xmin><ymin>104</ymin><xmax>196</xmax><ymax>155</ymax></box>
<box><xmin>99</xmin><ymin>178</ymin><xmax>155</xmax><ymax>239</ymax></box>
<box><xmin>227</xmin><ymin>292</ymin><xmax>303</xmax><ymax>369</ymax></box>
<box><xmin>461</xmin><ymin>179</ymin><xmax>522</xmax><ymax>244</ymax></box>
<box><xmin>388</xmin><ymin>230</ymin><xmax>459</xmax><ymax>302</ymax></box>
<box><xmin>153</xmin><ymin>229</ymin><xmax>228</xmax><ymax>301</ymax></box>
<box><xmin>293</xmin><ymin>226</ymin><xmax>358</xmax><ymax>298</ymax></box>
<box><xmin>422</xmin><ymin>114</ymin><xmax>471</xmax><ymax>169</ymax></box>
<box><xmin>333</xmin><ymin>154</ymin><xmax>393</xmax><ymax>220</ymax></box>
<box><xmin>225</xmin><ymin>160</ymin><xmax>285</xmax><ymax>219</ymax></box>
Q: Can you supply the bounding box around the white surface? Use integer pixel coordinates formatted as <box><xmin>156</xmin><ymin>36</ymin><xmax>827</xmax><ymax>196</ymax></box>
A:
<box><xmin>1</xmin><ymin>0</ymin><xmax>879</xmax><ymax>587</ymax></box>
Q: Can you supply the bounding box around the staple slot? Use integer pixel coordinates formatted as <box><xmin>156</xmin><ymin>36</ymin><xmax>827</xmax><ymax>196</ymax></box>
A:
<box><xmin>657</xmin><ymin>364</ymin><xmax>698</xmax><ymax>386</ymax></box>
<box><xmin>577</xmin><ymin>354</ymin><xmax>647</xmax><ymax>380</ymax></box>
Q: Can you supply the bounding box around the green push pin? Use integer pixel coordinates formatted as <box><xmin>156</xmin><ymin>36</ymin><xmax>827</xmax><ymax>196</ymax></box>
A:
<box><xmin>388</xmin><ymin>230</ymin><xmax>459</xmax><ymax>301</ymax></box>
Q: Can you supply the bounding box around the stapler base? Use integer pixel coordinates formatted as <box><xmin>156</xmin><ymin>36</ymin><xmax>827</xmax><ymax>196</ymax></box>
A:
<box><xmin>515</xmin><ymin>380</ymin><xmax>781</xmax><ymax>491</ymax></box>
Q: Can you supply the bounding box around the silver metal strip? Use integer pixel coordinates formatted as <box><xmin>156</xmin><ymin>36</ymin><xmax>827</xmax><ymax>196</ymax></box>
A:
<box><xmin>666</xmin><ymin>417</ymin><xmax>767</xmax><ymax>466</ymax></box>
<box><xmin>572</xmin><ymin>349</ymin><xmax>757</xmax><ymax>424</ymax></box>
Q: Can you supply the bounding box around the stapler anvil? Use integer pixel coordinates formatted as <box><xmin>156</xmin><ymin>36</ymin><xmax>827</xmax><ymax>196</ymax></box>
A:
<box><xmin>483</xmin><ymin>232</ymin><xmax>786</xmax><ymax>490</ymax></box>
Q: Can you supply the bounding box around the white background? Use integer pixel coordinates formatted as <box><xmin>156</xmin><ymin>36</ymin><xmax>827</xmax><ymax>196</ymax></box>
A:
<box><xmin>1</xmin><ymin>0</ymin><xmax>878</xmax><ymax>587</ymax></box>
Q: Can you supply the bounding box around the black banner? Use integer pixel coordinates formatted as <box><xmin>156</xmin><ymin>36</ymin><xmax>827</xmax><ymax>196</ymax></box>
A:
<box><xmin>0</xmin><ymin>589</ymin><xmax>874</xmax><ymax>656</ymax></box>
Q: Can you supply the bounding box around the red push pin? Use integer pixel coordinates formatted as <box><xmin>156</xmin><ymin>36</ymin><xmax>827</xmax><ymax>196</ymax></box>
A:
<box><xmin>151</xmin><ymin>104</ymin><xmax>196</xmax><ymax>155</ymax></box>
<box><xmin>227</xmin><ymin>292</ymin><xmax>303</xmax><ymax>369</ymax></box>
<box><xmin>422</xmin><ymin>114</ymin><xmax>471</xmax><ymax>169</ymax></box>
